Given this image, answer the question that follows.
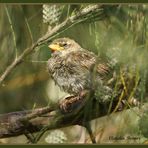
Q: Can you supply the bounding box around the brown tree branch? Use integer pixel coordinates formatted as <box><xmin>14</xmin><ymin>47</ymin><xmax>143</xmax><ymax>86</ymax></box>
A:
<box><xmin>0</xmin><ymin>4</ymin><xmax>103</xmax><ymax>85</ymax></box>
<box><xmin>0</xmin><ymin>105</ymin><xmax>56</xmax><ymax>138</ymax></box>
<box><xmin>0</xmin><ymin>97</ymin><xmax>146</xmax><ymax>139</ymax></box>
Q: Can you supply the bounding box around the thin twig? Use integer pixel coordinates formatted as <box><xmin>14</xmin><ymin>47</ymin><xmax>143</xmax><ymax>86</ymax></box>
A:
<box><xmin>83</xmin><ymin>122</ymin><xmax>96</xmax><ymax>144</ymax></box>
<box><xmin>0</xmin><ymin>43</ymin><xmax>37</xmax><ymax>84</ymax></box>
<box><xmin>19</xmin><ymin>5</ymin><xmax>34</xmax><ymax>44</ymax></box>
<box><xmin>23</xmin><ymin>60</ymin><xmax>48</xmax><ymax>63</ymax></box>
<box><xmin>5</xmin><ymin>5</ymin><xmax>18</xmax><ymax>59</ymax></box>
<box><xmin>0</xmin><ymin>4</ymin><xmax>101</xmax><ymax>85</ymax></box>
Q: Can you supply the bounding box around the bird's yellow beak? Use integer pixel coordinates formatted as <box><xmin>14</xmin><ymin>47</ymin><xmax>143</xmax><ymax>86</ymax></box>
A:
<box><xmin>48</xmin><ymin>44</ymin><xmax>64</xmax><ymax>51</ymax></box>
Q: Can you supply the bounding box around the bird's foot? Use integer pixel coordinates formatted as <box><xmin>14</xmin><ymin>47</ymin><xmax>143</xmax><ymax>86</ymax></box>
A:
<box><xmin>59</xmin><ymin>90</ymin><xmax>89</xmax><ymax>113</ymax></box>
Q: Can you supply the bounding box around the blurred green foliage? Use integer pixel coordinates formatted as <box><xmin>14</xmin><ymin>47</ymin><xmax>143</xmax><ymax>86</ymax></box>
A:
<box><xmin>139</xmin><ymin>109</ymin><xmax>148</xmax><ymax>138</ymax></box>
<box><xmin>0</xmin><ymin>4</ymin><xmax>148</xmax><ymax>144</ymax></box>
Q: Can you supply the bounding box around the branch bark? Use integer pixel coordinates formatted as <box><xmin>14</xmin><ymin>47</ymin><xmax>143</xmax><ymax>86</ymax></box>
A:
<box><xmin>0</xmin><ymin>97</ymin><xmax>146</xmax><ymax>139</ymax></box>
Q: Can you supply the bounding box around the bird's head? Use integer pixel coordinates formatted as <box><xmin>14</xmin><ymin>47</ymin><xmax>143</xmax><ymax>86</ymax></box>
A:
<box><xmin>48</xmin><ymin>38</ymin><xmax>81</xmax><ymax>54</ymax></box>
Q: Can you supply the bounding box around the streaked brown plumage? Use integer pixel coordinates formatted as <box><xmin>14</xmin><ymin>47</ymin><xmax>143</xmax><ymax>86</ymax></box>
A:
<box><xmin>47</xmin><ymin>38</ymin><xmax>112</xmax><ymax>96</ymax></box>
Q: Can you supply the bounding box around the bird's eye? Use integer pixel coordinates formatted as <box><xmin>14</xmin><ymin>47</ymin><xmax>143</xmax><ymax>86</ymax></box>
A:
<box><xmin>62</xmin><ymin>43</ymin><xmax>67</xmax><ymax>47</ymax></box>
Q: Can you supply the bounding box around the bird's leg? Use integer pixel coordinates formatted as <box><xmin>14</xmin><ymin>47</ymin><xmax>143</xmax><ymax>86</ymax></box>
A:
<box><xmin>59</xmin><ymin>90</ymin><xmax>89</xmax><ymax>113</ymax></box>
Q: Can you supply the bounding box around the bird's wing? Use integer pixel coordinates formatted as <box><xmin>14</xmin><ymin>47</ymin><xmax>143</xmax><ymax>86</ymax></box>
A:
<box><xmin>66</xmin><ymin>50</ymin><xmax>110</xmax><ymax>77</ymax></box>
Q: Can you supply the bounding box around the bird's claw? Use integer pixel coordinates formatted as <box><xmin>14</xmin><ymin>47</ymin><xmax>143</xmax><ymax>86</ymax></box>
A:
<box><xmin>59</xmin><ymin>97</ymin><xmax>74</xmax><ymax>113</ymax></box>
<box><xmin>59</xmin><ymin>90</ymin><xmax>89</xmax><ymax>113</ymax></box>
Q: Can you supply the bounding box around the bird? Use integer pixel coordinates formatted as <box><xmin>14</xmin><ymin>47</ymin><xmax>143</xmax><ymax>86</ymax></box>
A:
<box><xmin>47</xmin><ymin>38</ymin><xmax>114</xmax><ymax>144</ymax></box>
<box><xmin>47</xmin><ymin>37</ymin><xmax>139</xmax><ymax>112</ymax></box>
<box><xmin>47</xmin><ymin>38</ymin><xmax>115</xmax><ymax>110</ymax></box>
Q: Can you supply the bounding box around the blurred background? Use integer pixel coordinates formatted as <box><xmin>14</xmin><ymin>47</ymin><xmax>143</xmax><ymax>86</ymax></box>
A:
<box><xmin>0</xmin><ymin>4</ymin><xmax>148</xmax><ymax>144</ymax></box>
